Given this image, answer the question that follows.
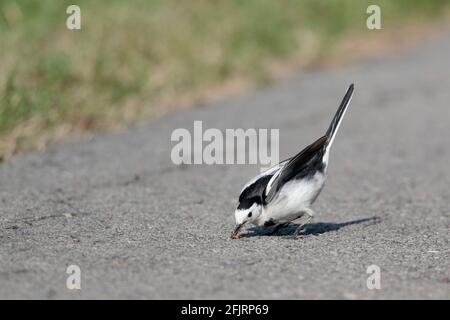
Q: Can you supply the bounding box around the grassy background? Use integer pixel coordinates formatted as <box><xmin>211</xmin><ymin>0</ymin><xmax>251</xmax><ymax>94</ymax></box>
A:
<box><xmin>1</xmin><ymin>0</ymin><xmax>450</xmax><ymax>160</ymax></box>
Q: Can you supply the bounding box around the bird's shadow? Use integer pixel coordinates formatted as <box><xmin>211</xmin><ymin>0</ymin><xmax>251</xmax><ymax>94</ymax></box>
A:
<box><xmin>240</xmin><ymin>216</ymin><xmax>382</xmax><ymax>238</ymax></box>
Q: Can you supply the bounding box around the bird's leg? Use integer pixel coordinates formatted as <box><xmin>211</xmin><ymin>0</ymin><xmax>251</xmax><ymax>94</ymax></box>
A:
<box><xmin>267</xmin><ymin>222</ymin><xmax>290</xmax><ymax>235</ymax></box>
<box><xmin>291</xmin><ymin>208</ymin><xmax>314</xmax><ymax>238</ymax></box>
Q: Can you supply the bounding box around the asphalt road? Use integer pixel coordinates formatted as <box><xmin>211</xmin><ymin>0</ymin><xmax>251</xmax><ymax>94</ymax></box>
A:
<box><xmin>1</xmin><ymin>32</ymin><xmax>450</xmax><ymax>300</ymax></box>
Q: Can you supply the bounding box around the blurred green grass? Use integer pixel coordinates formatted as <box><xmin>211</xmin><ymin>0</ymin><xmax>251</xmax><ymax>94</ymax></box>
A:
<box><xmin>0</xmin><ymin>0</ymin><xmax>449</xmax><ymax>159</ymax></box>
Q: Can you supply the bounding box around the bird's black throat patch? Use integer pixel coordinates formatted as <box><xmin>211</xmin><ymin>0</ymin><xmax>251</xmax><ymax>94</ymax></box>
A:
<box><xmin>263</xmin><ymin>219</ymin><xmax>276</xmax><ymax>227</ymax></box>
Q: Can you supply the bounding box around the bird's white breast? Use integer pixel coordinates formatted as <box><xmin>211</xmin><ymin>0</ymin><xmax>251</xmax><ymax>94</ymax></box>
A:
<box><xmin>256</xmin><ymin>172</ymin><xmax>326</xmax><ymax>225</ymax></box>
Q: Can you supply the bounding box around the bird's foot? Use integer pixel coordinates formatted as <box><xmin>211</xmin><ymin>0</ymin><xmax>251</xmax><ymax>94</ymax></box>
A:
<box><xmin>288</xmin><ymin>226</ymin><xmax>307</xmax><ymax>239</ymax></box>
<box><xmin>289</xmin><ymin>211</ymin><xmax>314</xmax><ymax>239</ymax></box>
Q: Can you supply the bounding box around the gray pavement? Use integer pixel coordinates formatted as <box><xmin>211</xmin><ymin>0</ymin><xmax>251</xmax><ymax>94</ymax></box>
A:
<box><xmin>1</xmin><ymin>31</ymin><xmax>449</xmax><ymax>299</ymax></box>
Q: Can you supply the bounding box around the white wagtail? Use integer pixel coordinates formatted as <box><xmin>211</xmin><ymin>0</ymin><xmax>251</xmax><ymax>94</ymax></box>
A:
<box><xmin>231</xmin><ymin>84</ymin><xmax>355</xmax><ymax>239</ymax></box>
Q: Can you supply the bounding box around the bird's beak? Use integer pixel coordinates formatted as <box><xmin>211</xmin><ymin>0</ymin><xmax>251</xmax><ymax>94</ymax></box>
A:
<box><xmin>230</xmin><ymin>223</ymin><xmax>244</xmax><ymax>239</ymax></box>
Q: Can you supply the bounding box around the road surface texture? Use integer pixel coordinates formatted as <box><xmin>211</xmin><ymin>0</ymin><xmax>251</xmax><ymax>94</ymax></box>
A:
<box><xmin>1</xmin><ymin>32</ymin><xmax>449</xmax><ymax>300</ymax></box>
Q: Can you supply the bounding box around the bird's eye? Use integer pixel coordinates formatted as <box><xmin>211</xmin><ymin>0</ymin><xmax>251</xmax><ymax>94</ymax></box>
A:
<box><xmin>247</xmin><ymin>212</ymin><xmax>252</xmax><ymax>218</ymax></box>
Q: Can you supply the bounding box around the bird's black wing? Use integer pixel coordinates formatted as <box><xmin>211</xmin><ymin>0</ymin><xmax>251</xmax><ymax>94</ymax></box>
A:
<box><xmin>238</xmin><ymin>174</ymin><xmax>273</xmax><ymax>209</ymax></box>
<box><xmin>237</xmin><ymin>160</ymin><xmax>290</xmax><ymax>209</ymax></box>
<box><xmin>239</xmin><ymin>159</ymin><xmax>289</xmax><ymax>192</ymax></box>
<box><xmin>263</xmin><ymin>135</ymin><xmax>327</xmax><ymax>204</ymax></box>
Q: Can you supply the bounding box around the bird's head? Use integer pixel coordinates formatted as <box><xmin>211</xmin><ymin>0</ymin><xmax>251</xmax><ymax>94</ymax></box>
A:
<box><xmin>231</xmin><ymin>200</ymin><xmax>262</xmax><ymax>239</ymax></box>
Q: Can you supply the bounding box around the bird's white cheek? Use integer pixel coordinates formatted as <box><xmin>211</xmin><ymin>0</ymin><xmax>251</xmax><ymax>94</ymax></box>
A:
<box><xmin>234</xmin><ymin>209</ymin><xmax>246</xmax><ymax>225</ymax></box>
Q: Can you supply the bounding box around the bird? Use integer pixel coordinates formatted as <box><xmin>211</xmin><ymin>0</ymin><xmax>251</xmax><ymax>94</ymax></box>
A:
<box><xmin>231</xmin><ymin>84</ymin><xmax>355</xmax><ymax>239</ymax></box>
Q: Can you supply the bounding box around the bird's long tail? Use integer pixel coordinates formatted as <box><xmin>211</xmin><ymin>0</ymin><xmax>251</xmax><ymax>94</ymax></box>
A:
<box><xmin>325</xmin><ymin>83</ymin><xmax>354</xmax><ymax>149</ymax></box>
